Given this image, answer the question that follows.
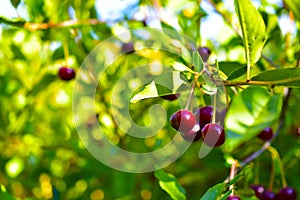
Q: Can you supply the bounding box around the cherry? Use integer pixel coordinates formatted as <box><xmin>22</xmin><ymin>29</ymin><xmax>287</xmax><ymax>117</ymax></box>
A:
<box><xmin>170</xmin><ymin>110</ymin><xmax>196</xmax><ymax>132</ymax></box>
<box><xmin>197</xmin><ymin>47</ymin><xmax>211</xmax><ymax>62</ymax></box>
<box><xmin>161</xmin><ymin>93</ymin><xmax>180</xmax><ymax>101</ymax></box>
<box><xmin>58</xmin><ymin>67</ymin><xmax>76</xmax><ymax>81</ymax></box>
<box><xmin>180</xmin><ymin>123</ymin><xmax>201</xmax><ymax>142</ymax></box>
<box><xmin>201</xmin><ymin>123</ymin><xmax>225</xmax><ymax>147</ymax></box>
<box><xmin>194</xmin><ymin>106</ymin><xmax>213</xmax><ymax>128</ymax></box>
<box><xmin>261</xmin><ymin>190</ymin><xmax>276</xmax><ymax>200</ymax></box>
<box><xmin>226</xmin><ymin>195</ymin><xmax>241</xmax><ymax>200</ymax></box>
<box><xmin>276</xmin><ymin>187</ymin><xmax>297</xmax><ymax>200</ymax></box>
<box><xmin>250</xmin><ymin>185</ymin><xmax>265</xmax><ymax>199</ymax></box>
<box><xmin>258</xmin><ymin>127</ymin><xmax>273</xmax><ymax>141</ymax></box>
<box><xmin>121</xmin><ymin>42</ymin><xmax>134</xmax><ymax>54</ymax></box>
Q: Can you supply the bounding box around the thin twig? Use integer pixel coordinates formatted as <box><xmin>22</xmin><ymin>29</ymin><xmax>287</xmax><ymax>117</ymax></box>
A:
<box><xmin>24</xmin><ymin>19</ymin><xmax>106</xmax><ymax>31</ymax></box>
<box><xmin>261</xmin><ymin>54</ymin><xmax>281</xmax><ymax>69</ymax></box>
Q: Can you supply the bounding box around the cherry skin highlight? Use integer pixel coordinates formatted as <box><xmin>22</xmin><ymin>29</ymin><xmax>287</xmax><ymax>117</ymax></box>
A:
<box><xmin>201</xmin><ymin>123</ymin><xmax>225</xmax><ymax>147</ymax></box>
<box><xmin>250</xmin><ymin>185</ymin><xmax>265</xmax><ymax>199</ymax></box>
<box><xmin>179</xmin><ymin>123</ymin><xmax>201</xmax><ymax>142</ymax></box>
<box><xmin>170</xmin><ymin>110</ymin><xmax>196</xmax><ymax>132</ymax></box>
<box><xmin>260</xmin><ymin>190</ymin><xmax>276</xmax><ymax>200</ymax></box>
<box><xmin>258</xmin><ymin>127</ymin><xmax>273</xmax><ymax>140</ymax></box>
<box><xmin>197</xmin><ymin>47</ymin><xmax>211</xmax><ymax>62</ymax></box>
<box><xmin>58</xmin><ymin>67</ymin><xmax>76</xmax><ymax>81</ymax></box>
<box><xmin>276</xmin><ymin>187</ymin><xmax>297</xmax><ymax>200</ymax></box>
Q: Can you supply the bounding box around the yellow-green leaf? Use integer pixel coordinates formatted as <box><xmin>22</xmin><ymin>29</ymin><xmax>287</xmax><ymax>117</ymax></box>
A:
<box><xmin>235</xmin><ymin>0</ymin><xmax>268</xmax><ymax>68</ymax></box>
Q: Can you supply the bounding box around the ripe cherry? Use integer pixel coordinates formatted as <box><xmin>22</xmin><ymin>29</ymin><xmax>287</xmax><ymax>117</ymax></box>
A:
<box><xmin>201</xmin><ymin>123</ymin><xmax>225</xmax><ymax>147</ymax></box>
<box><xmin>194</xmin><ymin>106</ymin><xmax>213</xmax><ymax>128</ymax></box>
<box><xmin>161</xmin><ymin>93</ymin><xmax>180</xmax><ymax>101</ymax></box>
<box><xmin>121</xmin><ymin>42</ymin><xmax>134</xmax><ymax>54</ymax></box>
<box><xmin>250</xmin><ymin>185</ymin><xmax>265</xmax><ymax>199</ymax></box>
<box><xmin>180</xmin><ymin>123</ymin><xmax>201</xmax><ymax>142</ymax></box>
<box><xmin>226</xmin><ymin>195</ymin><xmax>241</xmax><ymax>200</ymax></box>
<box><xmin>261</xmin><ymin>190</ymin><xmax>276</xmax><ymax>200</ymax></box>
<box><xmin>197</xmin><ymin>47</ymin><xmax>211</xmax><ymax>62</ymax></box>
<box><xmin>58</xmin><ymin>67</ymin><xmax>76</xmax><ymax>81</ymax></box>
<box><xmin>170</xmin><ymin>110</ymin><xmax>196</xmax><ymax>132</ymax></box>
<box><xmin>276</xmin><ymin>187</ymin><xmax>297</xmax><ymax>200</ymax></box>
<box><xmin>258</xmin><ymin>127</ymin><xmax>273</xmax><ymax>141</ymax></box>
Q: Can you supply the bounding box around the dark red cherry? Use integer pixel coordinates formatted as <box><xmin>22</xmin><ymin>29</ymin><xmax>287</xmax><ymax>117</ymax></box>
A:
<box><xmin>197</xmin><ymin>47</ymin><xmax>211</xmax><ymax>62</ymax></box>
<box><xmin>226</xmin><ymin>195</ymin><xmax>241</xmax><ymax>200</ymax></box>
<box><xmin>258</xmin><ymin>127</ymin><xmax>273</xmax><ymax>141</ymax></box>
<box><xmin>276</xmin><ymin>187</ymin><xmax>297</xmax><ymax>200</ymax></box>
<box><xmin>194</xmin><ymin>106</ymin><xmax>213</xmax><ymax>128</ymax></box>
<box><xmin>261</xmin><ymin>190</ymin><xmax>276</xmax><ymax>200</ymax></box>
<box><xmin>201</xmin><ymin>123</ymin><xmax>225</xmax><ymax>147</ymax></box>
<box><xmin>58</xmin><ymin>67</ymin><xmax>76</xmax><ymax>81</ymax></box>
<box><xmin>121</xmin><ymin>42</ymin><xmax>134</xmax><ymax>54</ymax></box>
<box><xmin>250</xmin><ymin>185</ymin><xmax>265</xmax><ymax>199</ymax></box>
<box><xmin>180</xmin><ymin>123</ymin><xmax>201</xmax><ymax>142</ymax></box>
<box><xmin>161</xmin><ymin>93</ymin><xmax>180</xmax><ymax>101</ymax></box>
<box><xmin>170</xmin><ymin>110</ymin><xmax>196</xmax><ymax>132</ymax></box>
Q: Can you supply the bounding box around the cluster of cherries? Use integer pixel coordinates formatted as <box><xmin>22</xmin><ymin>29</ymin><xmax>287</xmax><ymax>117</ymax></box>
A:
<box><xmin>225</xmin><ymin>127</ymin><xmax>295</xmax><ymax>200</ymax></box>
<box><xmin>249</xmin><ymin>185</ymin><xmax>297</xmax><ymax>200</ymax></box>
<box><xmin>225</xmin><ymin>184</ymin><xmax>297</xmax><ymax>200</ymax></box>
<box><xmin>169</xmin><ymin>106</ymin><xmax>225</xmax><ymax>147</ymax></box>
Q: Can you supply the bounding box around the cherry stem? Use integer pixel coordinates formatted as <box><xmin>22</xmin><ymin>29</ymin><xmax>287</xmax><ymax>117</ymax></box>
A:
<box><xmin>185</xmin><ymin>73</ymin><xmax>199</xmax><ymax>110</ymax></box>
<box><xmin>212</xmin><ymin>93</ymin><xmax>217</xmax><ymax>124</ymax></box>
<box><xmin>254</xmin><ymin>161</ymin><xmax>260</xmax><ymax>184</ymax></box>
<box><xmin>268</xmin><ymin>146</ymin><xmax>287</xmax><ymax>188</ymax></box>
<box><xmin>268</xmin><ymin>152</ymin><xmax>275</xmax><ymax>191</ymax></box>
<box><xmin>63</xmin><ymin>40</ymin><xmax>69</xmax><ymax>66</ymax></box>
<box><xmin>229</xmin><ymin>160</ymin><xmax>238</xmax><ymax>196</ymax></box>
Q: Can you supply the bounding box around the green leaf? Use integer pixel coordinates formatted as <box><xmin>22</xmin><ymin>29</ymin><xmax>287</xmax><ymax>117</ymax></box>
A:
<box><xmin>155</xmin><ymin>170</ymin><xmax>186</xmax><ymax>200</ymax></box>
<box><xmin>10</xmin><ymin>44</ymin><xmax>26</xmax><ymax>60</ymax></box>
<box><xmin>200</xmin><ymin>182</ymin><xmax>226</xmax><ymax>200</ymax></box>
<box><xmin>234</xmin><ymin>0</ymin><xmax>268</xmax><ymax>67</ymax></box>
<box><xmin>130</xmin><ymin>71</ymin><xmax>189</xmax><ymax>103</ymax></box>
<box><xmin>0</xmin><ymin>17</ymin><xmax>25</xmax><ymax>27</ymax></box>
<box><xmin>171</xmin><ymin>61</ymin><xmax>194</xmax><ymax>73</ymax></box>
<box><xmin>218</xmin><ymin>62</ymin><xmax>244</xmax><ymax>76</ymax></box>
<box><xmin>251</xmin><ymin>68</ymin><xmax>300</xmax><ymax>88</ymax></box>
<box><xmin>10</xmin><ymin>0</ymin><xmax>21</xmax><ymax>8</ymax></box>
<box><xmin>227</xmin><ymin>66</ymin><xmax>247</xmax><ymax>80</ymax></box>
<box><xmin>224</xmin><ymin>86</ymin><xmax>282</xmax><ymax>152</ymax></box>
<box><xmin>201</xmin><ymin>166</ymin><xmax>249</xmax><ymax>200</ymax></box>
<box><xmin>284</xmin><ymin>0</ymin><xmax>300</xmax><ymax>21</ymax></box>
<box><xmin>192</xmin><ymin>51</ymin><xmax>204</xmax><ymax>72</ymax></box>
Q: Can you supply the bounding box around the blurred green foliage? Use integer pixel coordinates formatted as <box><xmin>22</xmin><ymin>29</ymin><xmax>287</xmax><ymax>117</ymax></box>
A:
<box><xmin>1</xmin><ymin>0</ymin><xmax>300</xmax><ymax>200</ymax></box>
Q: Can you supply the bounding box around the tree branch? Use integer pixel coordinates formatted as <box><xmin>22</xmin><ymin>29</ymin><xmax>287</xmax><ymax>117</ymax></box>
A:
<box><xmin>0</xmin><ymin>16</ymin><xmax>106</xmax><ymax>31</ymax></box>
